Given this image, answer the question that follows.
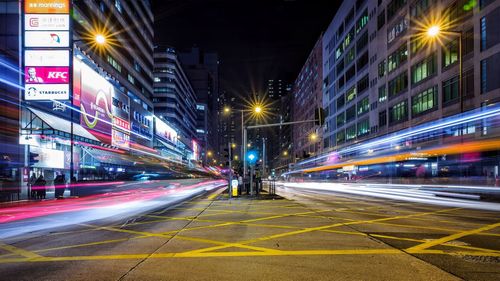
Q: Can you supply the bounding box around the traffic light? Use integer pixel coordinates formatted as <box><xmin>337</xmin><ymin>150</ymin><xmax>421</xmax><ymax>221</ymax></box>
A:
<box><xmin>29</xmin><ymin>152</ymin><xmax>40</xmax><ymax>166</ymax></box>
<box><xmin>315</xmin><ymin>107</ymin><xmax>325</xmax><ymax>126</ymax></box>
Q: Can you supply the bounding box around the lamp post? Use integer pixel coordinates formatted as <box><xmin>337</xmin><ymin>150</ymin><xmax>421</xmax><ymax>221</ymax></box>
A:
<box><xmin>71</xmin><ymin>33</ymin><xmax>108</xmax><ymax>187</ymax></box>
<box><xmin>222</xmin><ymin>105</ymin><xmax>265</xmax><ymax>185</ymax></box>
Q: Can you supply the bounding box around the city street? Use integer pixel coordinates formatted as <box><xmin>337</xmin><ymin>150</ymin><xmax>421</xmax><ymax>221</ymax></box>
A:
<box><xmin>0</xmin><ymin>182</ymin><xmax>499</xmax><ymax>280</ymax></box>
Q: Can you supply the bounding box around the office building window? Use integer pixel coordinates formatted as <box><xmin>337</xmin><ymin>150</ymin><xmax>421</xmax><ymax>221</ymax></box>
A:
<box><xmin>411</xmin><ymin>54</ymin><xmax>436</xmax><ymax>85</ymax></box>
<box><xmin>387</xmin><ymin>0</ymin><xmax>407</xmax><ymax>21</ymax></box>
<box><xmin>346</xmin><ymin>105</ymin><xmax>356</xmax><ymax>122</ymax></box>
<box><xmin>378</xmin><ymin>85</ymin><xmax>387</xmax><ymax>102</ymax></box>
<box><xmin>480</xmin><ymin>17</ymin><xmax>486</xmax><ymax>51</ymax></box>
<box><xmin>481</xmin><ymin>59</ymin><xmax>487</xmax><ymax>94</ymax></box>
<box><xmin>357</xmin><ymin>31</ymin><xmax>368</xmax><ymax>53</ymax></box>
<box><xmin>387</xmin><ymin>17</ymin><xmax>408</xmax><ymax>44</ymax></box>
<box><xmin>346</xmin><ymin>125</ymin><xmax>357</xmax><ymax>140</ymax></box>
<box><xmin>463</xmin><ymin>28</ymin><xmax>474</xmax><ymax>56</ymax></box>
<box><xmin>379</xmin><ymin>110</ymin><xmax>387</xmax><ymax>127</ymax></box>
<box><xmin>357</xmin><ymin>51</ymin><xmax>369</xmax><ymax>70</ymax></box>
<box><xmin>442</xmin><ymin>76</ymin><xmax>459</xmax><ymax>103</ymax></box>
<box><xmin>378</xmin><ymin>59</ymin><xmax>386</xmax><ymax>78</ymax></box>
<box><xmin>107</xmin><ymin>55</ymin><xmax>122</xmax><ymax>73</ymax></box>
<box><xmin>115</xmin><ymin>0</ymin><xmax>122</xmax><ymax>13</ymax></box>
<box><xmin>357</xmin><ymin>75</ymin><xmax>369</xmax><ymax>94</ymax></box>
<box><xmin>387</xmin><ymin>43</ymin><xmax>408</xmax><ymax>73</ymax></box>
<box><xmin>410</xmin><ymin>0</ymin><xmax>430</xmax><ymax>18</ymax></box>
<box><xmin>357</xmin><ymin>119</ymin><xmax>370</xmax><ymax>136</ymax></box>
<box><xmin>412</xmin><ymin>86</ymin><xmax>437</xmax><ymax>116</ymax></box>
<box><xmin>388</xmin><ymin>71</ymin><xmax>408</xmax><ymax>98</ymax></box>
<box><xmin>346</xmin><ymin>48</ymin><xmax>356</xmax><ymax>65</ymax></box>
<box><xmin>336</xmin><ymin>130</ymin><xmax>346</xmax><ymax>144</ymax></box>
<box><xmin>336</xmin><ymin>59</ymin><xmax>345</xmax><ymax>76</ymax></box>
<box><xmin>336</xmin><ymin>44</ymin><xmax>343</xmax><ymax>60</ymax></box>
<box><xmin>389</xmin><ymin>100</ymin><xmax>408</xmax><ymax>124</ymax></box>
<box><xmin>337</xmin><ymin>94</ymin><xmax>345</xmax><ymax>109</ymax></box>
<box><xmin>357</xmin><ymin>97</ymin><xmax>369</xmax><ymax>116</ymax></box>
<box><xmin>356</xmin><ymin>9</ymin><xmax>369</xmax><ymax>34</ymax></box>
<box><xmin>346</xmin><ymin>65</ymin><xmax>356</xmax><ymax>82</ymax></box>
<box><xmin>346</xmin><ymin>86</ymin><xmax>356</xmax><ymax>102</ymax></box>
<box><xmin>442</xmin><ymin>38</ymin><xmax>458</xmax><ymax>68</ymax></box>
<box><xmin>336</xmin><ymin>112</ymin><xmax>345</xmax><ymax>127</ymax></box>
<box><xmin>410</xmin><ymin>35</ymin><xmax>424</xmax><ymax>55</ymax></box>
<box><xmin>463</xmin><ymin>68</ymin><xmax>474</xmax><ymax>97</ymax></box>
<box><xmin>344</xmin><ymin>28</ymin><xmax>355</xmax><ymax>49</ymax></box>
<box><xmin>480</xmin><ymin>52</ymin><xmax>500</xmax><ymax>94</ymax></box>
<box><xmin>128</xmin><ymin>74</ymin><xmax>135</xmax><ymax>84</ymax></box>
<box><xmin>377</xmin><ymin>10</ymin><xmax>385</xmax><ymax>30</ymax></box>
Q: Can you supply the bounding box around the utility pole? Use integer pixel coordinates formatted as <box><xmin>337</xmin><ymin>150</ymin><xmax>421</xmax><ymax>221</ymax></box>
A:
<box><xmin>228</xmin><ymin>141</ymin><xmax>232</xmax><ymax>199</ymax></box>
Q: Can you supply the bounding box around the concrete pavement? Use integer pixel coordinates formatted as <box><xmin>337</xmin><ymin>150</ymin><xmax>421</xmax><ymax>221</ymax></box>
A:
<box><xmin>0</xmin><ymin>185</ymin><xmax>499</xmax><ymax>280</ymax></box>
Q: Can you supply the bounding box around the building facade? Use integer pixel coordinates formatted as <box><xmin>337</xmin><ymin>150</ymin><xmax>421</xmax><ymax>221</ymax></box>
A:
<box><xmin>323</xmin><ymin>0</ymin><xmax>500</xmax><ymax>150</ymax></box>
<box><xmin>178</xmin><ymin>47</ymin><xmax>220</xmax><ymax>160</ymax></box>
<box><xmin>292</xmin><ymin>35</ymin><xmax>323</xmax><ymax>162</ymax></box>
<box><xmin>153</xmin><ymin>46</ymin><xmax>198</xmax><ymax>141</ymax></box>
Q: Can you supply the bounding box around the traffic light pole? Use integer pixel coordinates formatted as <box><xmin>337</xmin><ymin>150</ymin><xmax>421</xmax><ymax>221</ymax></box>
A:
<box><xmin>228</xmin><ymin>141</ymin><xmax>232</xmax><ymax>199</ymax></box>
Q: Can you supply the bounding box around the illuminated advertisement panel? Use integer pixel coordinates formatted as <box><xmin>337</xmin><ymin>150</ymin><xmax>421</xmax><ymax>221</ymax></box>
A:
<box><xmin>24</xmin><ymin>50</ymin><xmax>69</xmax><ymax>66</ymax></box>
<box><xmin>192</xmin><ymin>140</ymin><xmax>199</xmax><ymax>161</ymax></box>
<box><xmin>25</xmin><ymin>31</ymin><xmax>69</xmax><ymax>47</ymax></box>
<box><xmin>25</xmin><ymin>0</ymin><xmax>70</xmax><ymax>14</ymax></box>
<box><xmin>25</xmin><ymin>14</ymin><xmax>70</xmax><ymax>31</ymax></box>
<box><xmin>25</xmin><ymin>83</ymin><xmax>69</xmax><ymax>100</ymax></box>
<box><xmin>112</xmin><ymin>129</ymin><xmax>130</xmax><ymax>149</ymax></box>
<box><xmin>30</xmin><ymin>146</ymin><xmax>65</xmax><ymax>169</ymax></box>
<box><xmin>155</xmin><ymin>117</ymin><xmax>178</xmax><ymax>144</ymax></box>
<box><xmin>24</xmin><ymin>66</ymin><xmax>69</xmax><ymax>84</ymax></box>
<box><xmin>111</xmin><ymin>90</ymin><xmax>130</xmax><ymax>132</ymax></box>
<box><xmin>76</xmin><ymin>58</ymin><xmax>113</xmax><ymax>141</ymax></box>
<box><xmin>130</xmin><ymin>101</ymin><xmax>153</xmax><ymax>145</ymax></box>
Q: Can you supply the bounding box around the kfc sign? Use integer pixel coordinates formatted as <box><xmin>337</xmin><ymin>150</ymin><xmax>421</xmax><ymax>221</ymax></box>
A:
<box><xmin>25</xmin><ymin>0</ymin><xmax>69</xmax><ymax>14</ymax></box>
<box><xmin>25</xmin><ymin>31</ymin><xmax>69</xmax><ymax>48</ymax></box>
<box><xmin>25</xmin><ymin>67</ymin><xmax>69</xmax><ymax>84</ymax></box>
<box><xmin>25</xmin><ymin>14</ymin><xmax>69</xmax><ymax>31</ymax></box>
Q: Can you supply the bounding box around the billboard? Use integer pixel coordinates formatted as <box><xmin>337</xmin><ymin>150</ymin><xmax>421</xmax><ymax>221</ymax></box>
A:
<box><xmin>25</xmin><ymin>31</ymin><xmax>69</xmax><ymax>48</ymax></box>
<box><xmin>77</xmin><ymin>58</ymin><xmax>114</xmax><ymax>142</ymax></box>
<box><xmin>25</xmin><ymin>66</ymin><xmax>69</xmax><ymax>84</ymax></box>
<box><xmin>25</xmin><ymin>0</ymin><xmax>70</xmax><ymax>14</ymax></box>
<box><xmin>25</xmin><ymin>84</ymin><xmax>69</xmax><ymax>100</ymax></box>
<box><xmin>25</xmin><ymin>14</ymin><xmax>70</xmax><ymax>31</ymax></box>
<box><xmin>155</xmin><ymin>117</ymin><xmax>178</xmax><ymax>144</ymax></box>
<box><xmin>130</xmin><ymin>101</ymin><xmax>153</xmax><ymax>141</ymax></box>
<box><xmin>24</xmin><ymin>50</ymin><xmax>69</xmax><ymax>66</ymax></box>
<box><xmin>112</xmin><ymin>129</ymin><xmax>130</xmax><ymax>149</ymax></box>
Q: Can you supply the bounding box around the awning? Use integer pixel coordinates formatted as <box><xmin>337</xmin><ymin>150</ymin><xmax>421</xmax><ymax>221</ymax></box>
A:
<box><xmin>82</xmin><ymin>146</ymin><xmax>137</xmax><ymax>166</ymax></box>
<box><xmin>27</xmin><ymin>107</ymin><xmax>99</xmax><ymax>142</ymax></box>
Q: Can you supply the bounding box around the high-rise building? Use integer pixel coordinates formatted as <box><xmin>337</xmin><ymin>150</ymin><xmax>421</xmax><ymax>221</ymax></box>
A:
<box><xmin>178</xmin><ymin>47</ymin><xmax>220</xmax><ymax>159</ymax></box>
<box><xmin>317</xmin><ymin>0</ymin><xmax>500</xmax><ymax>178</ymax></box>
<box><xmin>153</xmin><ymin>46</ymin><xmax>197</xmax><ymax>141</ymax></box>
<box><xmin>292</xmin><ymin>36</ymin><xmax>323</xmax><ymax>162</ymax></box>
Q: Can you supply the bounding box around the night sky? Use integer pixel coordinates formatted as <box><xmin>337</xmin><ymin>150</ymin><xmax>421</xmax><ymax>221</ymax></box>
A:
<box><xmin>153</xmin><ymin>0</ymin><xmax>340</xmax><ymax>97</ymax></box>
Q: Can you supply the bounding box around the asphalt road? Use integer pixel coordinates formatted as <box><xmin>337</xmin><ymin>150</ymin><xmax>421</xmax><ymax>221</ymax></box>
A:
<box><xmin>0</xmin><ymin>180</ymin><xmax>498</xmax><ymax>281</ymax></box>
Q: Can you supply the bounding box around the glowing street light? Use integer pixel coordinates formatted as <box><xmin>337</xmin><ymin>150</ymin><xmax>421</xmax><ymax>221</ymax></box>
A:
<box><xmin>283</xmin><ymin>151</ymin><xmax>288</xmax><ymax>156</ymax></box>
<box><xmin>231</xmin><ymin>143</ymin><xmax>236</xmax><ymax>148</ymax></box>
<box><xmin>254</xmin><ymin>106</ymin><xmax>262</xmax><ymax>114</ymax></box>
<box><xmin>223</xmin><ymin>106</ymin><xmax>230</xmax><ymax>114</ymax></box>
<box><xmin>310</xmin><ymin>133</ymin><xmax>318</xmax><ymax>141</ymax></box>
<box><xmin>427</xmin><ymin>25</ymin><xmax>440</xmax><ymax>38</ymax></box>
<box><xmin>207</xmin><ymin>151</ymin><xmax>213</xmax><ymax>157</ymax></box>
<box><xmin>95</xmin><ymin>34</ymin><xmax>106</xmax><ymax>45</ymax></box>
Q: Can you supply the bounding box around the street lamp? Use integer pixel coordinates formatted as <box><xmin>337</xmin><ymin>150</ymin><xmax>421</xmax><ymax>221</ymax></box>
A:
<box><xmin>95</xmin><ymin>34</ymin><xmax>106</xmax><ymax>45</ymax></box>
<box><xmin>222</xmin><ymin>104</ymin><xmax>265</xmax><ymax>183</ymax></box>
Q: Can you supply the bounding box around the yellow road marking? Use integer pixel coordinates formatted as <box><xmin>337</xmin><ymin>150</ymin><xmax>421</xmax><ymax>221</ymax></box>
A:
<box><xmin>207</xmin><ymin>192</ymin><xmax>219</xmax><ymax>200</ymax></box>
<box><xmin>407</xmin><ymin>221</ymin><xmax>500</xmax><ymax>252</ymax></box>
<box><xmin>0</xmin><ymin>242</ymin><xmax>42</xmax><ymax>259</ymax></box>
